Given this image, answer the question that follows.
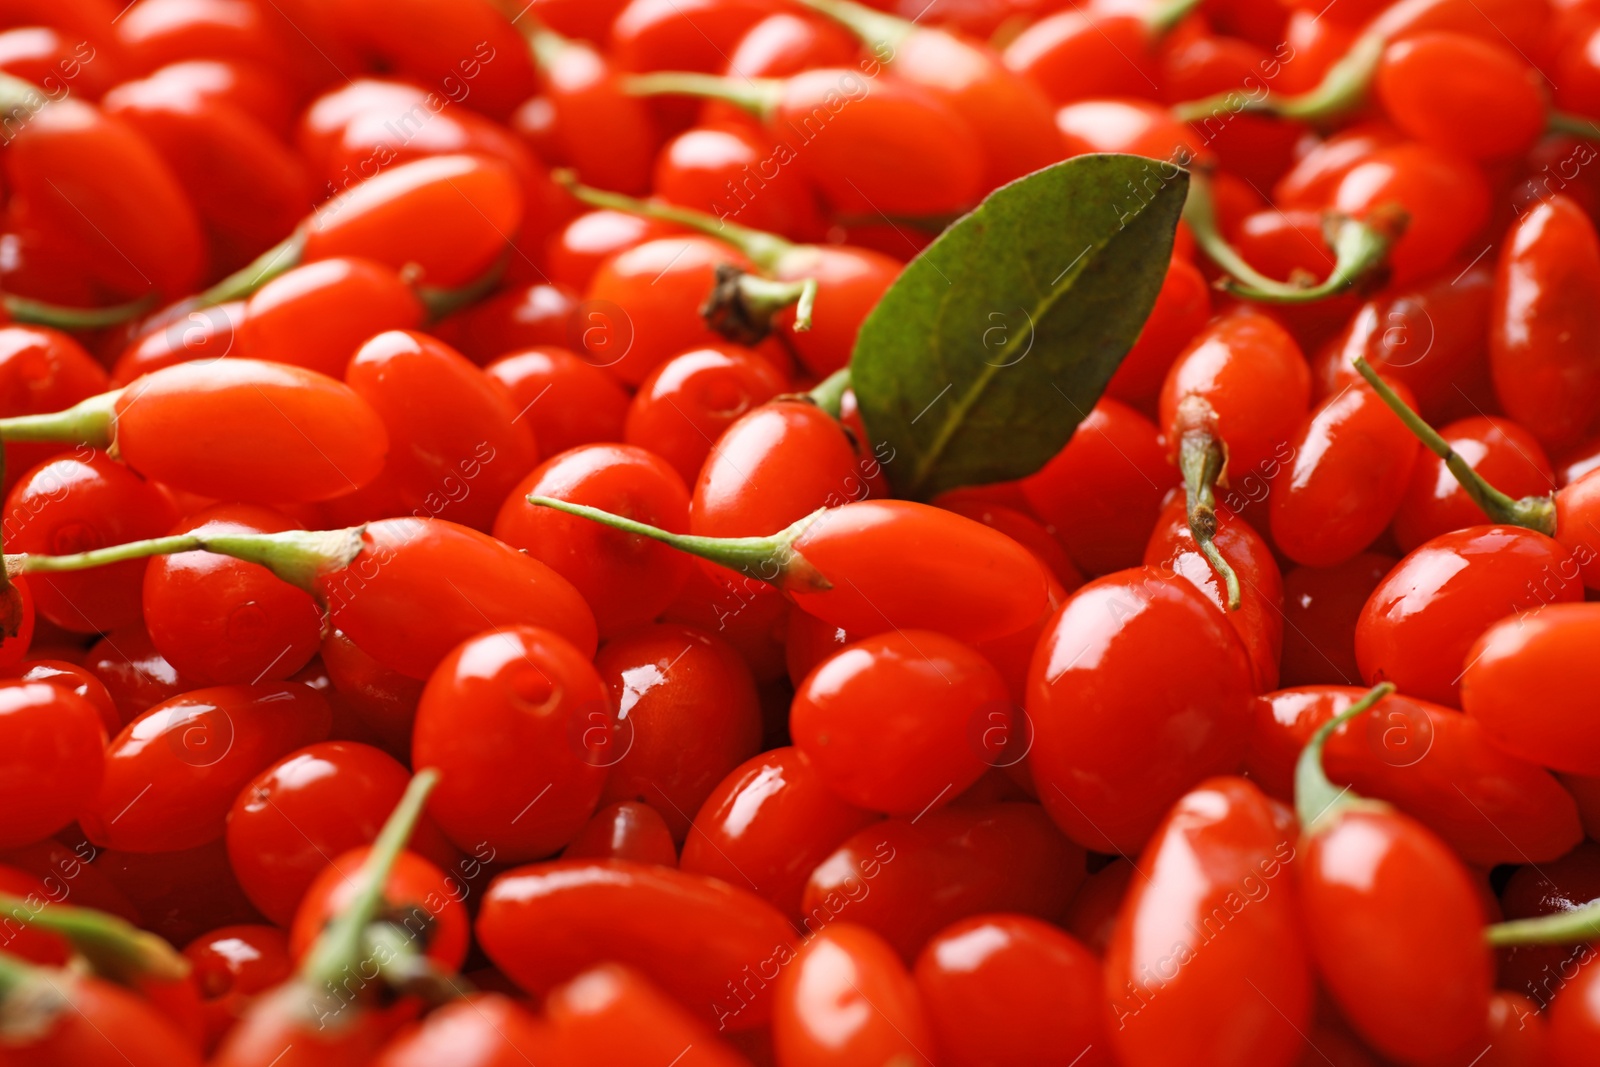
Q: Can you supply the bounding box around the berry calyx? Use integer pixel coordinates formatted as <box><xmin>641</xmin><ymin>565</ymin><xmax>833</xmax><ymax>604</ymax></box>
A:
<box><xmin>295</xmin><ymin>769</ymin><xmax>443</xmax><ymax>1022</ymax></box>
<box><xmin>1173</xmin><ymin>396</ymin><xmax>1242</xmax><ymax>611</ymax></box>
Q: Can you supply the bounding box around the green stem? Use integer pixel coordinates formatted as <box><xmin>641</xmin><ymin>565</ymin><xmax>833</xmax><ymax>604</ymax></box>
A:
<box><xmin>700</xmin><ymin>266</ymin><xmax>817</xmax><ymax>344</ymax></box>
<box><xmin>300</xmin><ymin>770</ymin><xmax>439</xmax><ymax>995</ymax></box>
<box><xmin>1351</xmin><ymin>357</ymin><xmax>1556</xmax><ymax>534</ymax></box>
<box><xmin>809</xmin><ymin>368</ymin><xmax>852</xmax><ymax>419</ymax></box>
<box><xmin>5</xmin><ymin>526</ymin><xmax>365</xmax><ymax>595</ymax></box>
<box><xmin>0</xmin><ymin>391</ymin><xmax>118</xmax><ymax>446</ymax></box>
<box><xmin>1175</xmin><ymin>413</ymin><xmax>1241</xmax><ymax>611</ymax></box>
<box><xmin>1173</xmin><ymin>32</ymin><xmax>1384</xmax><ymax>125</ymax></box>
<box><xmin>1294</xmin><ymin>682</ymin><xmax>1397</xmax><ymax>832</ymax></box>
<box><xmin>413</xmin><ymin>250</ymin><xmax>509</xmax><ymax>322</ymax></box>
<box><xmin>1145</xmin><ymin>0</ymin><xmax>1204</xmax><ymax>36</ymax></box>
<box><xmin>623</xmin><ymin>73</ymin><xmax>781</xmax><ymax>122</ymax></box>
<box><xmin>193</xmin><ymin>229</ymin><xmax>306</xmax><ymax>309</ymax></box>
<box><xmin>0</xmin><ymin>71</ymin><xmax>49</xmax><ymax>120</ymax></box>
<box><xmin>0</xmin><ymin>894</ymin><xmax>187</xmax><ymax>984</ymax></box>
<box><xmin>3</xmin><ymin>294</ymin><xmax>154</xmax><ymax>331</ymax></box>
<box><xmin>792</xmin><ymin>0</ymin><xmax>912</xmax><ymax>53</ymax></box>
<box><xmin>1550</xmin><ymin>111</ymin><xmax>1600</xmax><ymax>140</ymax></box>
<box><xmin>1487</xmin><ymin>901</ymin><xmax>1600</xmax><ymax>947</ymax></box>
<box><xmin>1184</xmin><ymin>174</ymin><xmax>1405</xmax><ymax>304</ymax></box>
<box><xmin>529</xmin><ymin>496</ymin><xmax>833</xmax><ymax>591</ymax></box>
<box><xmin>551</xmin><ymin>173</ymin><xmax>796</xmax><ymax>271</ymax></box>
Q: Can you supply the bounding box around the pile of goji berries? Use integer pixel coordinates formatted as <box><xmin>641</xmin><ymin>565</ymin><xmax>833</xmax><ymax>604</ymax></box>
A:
<box><xmin>4</xmin><ymin>0</ymin><xmax>1600</xmax><ymax>1064</ymax></box>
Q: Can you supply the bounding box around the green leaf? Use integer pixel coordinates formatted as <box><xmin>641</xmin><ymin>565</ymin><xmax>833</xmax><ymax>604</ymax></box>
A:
<box><xmin>850</xmin><ymin>154</ymin><xmax>1189</xmax><ymax>501</ymax></box>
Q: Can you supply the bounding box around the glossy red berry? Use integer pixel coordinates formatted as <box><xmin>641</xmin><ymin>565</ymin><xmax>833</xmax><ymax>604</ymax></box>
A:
<box><xmin>915</xmin><ymin>913</ymin><xmax>1106</xmax><ymax>1067</ymax></box>
<box><xmin>477</xmin><ymin>858</ymin><xmax>796</xmax><ymax>1031</ymax></box>
<box><xmin>0</xmin><ymin>680</ymin><xmax>104</xmax><ymax>849</ymax></box>
<box><xmin>593</xmin><ymin>623</ymin><xmax>762</xmax><ymax>840</ymax></box>
<box><xmin>1269</xmin><ymin>378</ymin><xmax>1421</xmax><ymax>568</ymax></box>
<box><xmin>1375</xmin><ymin>32</ymin><xmax>1546</xmax><ymax>161</ymax></box>
<box><xmin>562</xmin><ymin>800</ymin><xmax>678</xmax><ymax>867</ymax></box>
<box><xmin>344</xmin><ymin>330</ymin><xmax>538</xmax><ymax>531</ymax></box>
<box><xmin>484</xmin><ymin>346</ymin><xmax>630</xmax><ymax>457</ymax></box>
<box><xmin>143</xmin><ymin>505</ymin><xmax>323</xmax><ymax>686</ymax></box>
<box><xmin>494</xmin><ymin>445</ymin><xmax>692</xmax><ymax>638</ymax></box>
<box><xmin>115</xmin><ymin>358</ymin><xmax>389</xmax><ymax>504</ymax></box>
<box><xmin>4</xmin><ymin>448</ymin><xmax>178</xmax><ymax>633</ymax></box>
<box><xmin>773</xmin><ymin>923</ymin><xmax>935</xmax><ymax>1067</ymax></box>
<box><xmin>624</xmin><ymin>344</ymin><xmax>788</xmax><ymax>487</ymax></box>
<box><xmin>1028</xmin><ymin>567</ymin><xmax>1256</xmax><ymax>853</ymax></box>
<box><xmin>288</xmin><ymin>840</ymin><xmax>470</xmax><ymax>973</ymax></box>
<box><xmin>1021</xmin><ymin>398</ymin><xmax>1178</xmax><ymax>576</ymax></box>
<box><xmin>680</xmin><ymin>745</ymin><xmax>879</xmax><ymax>922</ymax></box>
<box><xmin>1301</xmin><ymin>804</ymin><xmax>1492</xmax><ymax>1064</ymax></box>
<box><xmin>791</xmin><ymin>630</ymin><xmax>1009</xmax><ymax>815</ymax></box>
<box><xmin>226</xmin><ymin>740</ymin><xmax>457</xmax><ymax>926</ymax></box>
<box><xmin>1462</xmin><ymin>603</ymin><xmax>1600</xmax><ymax>774</ymax></box>
<box><xmin>234</xmin><ymin>257</ymin><xmax>423</xmax><ymax>380</ymax></box>
<box><xmin>412</xmin><ymin>626</ymin><xmax>609</xmax><ymax>863</ymax></box>
<box><xmin>800</xmin><ymin>803</ymin><xmax>1085</xmax><ymax>961</ymax></box>
<box><xmin>1356</xmin><ymin>525</ymin><xmax>1581</xmax><ymax>706</ymax></box>
<box><xmin>1107</xmin><ymin>777</ymin><xmax>1310</xmax><ymax>1067</ymax></box>
<box><xmin>80</xmin><ymin>682</ymin><xmax>333</xmax><ymax>853</ymax></box>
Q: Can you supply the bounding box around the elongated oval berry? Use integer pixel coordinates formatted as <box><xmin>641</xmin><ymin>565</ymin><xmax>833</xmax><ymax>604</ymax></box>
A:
<box><xmin>1107</xmin><ymin>777</ymin><xmax>1311</xmax><ymax>1067</ymax></box>
<box><xmin>345</xmin><ymin>330</ymin><xmax>538</xmax><ymax>531</ymax></box>
<box><xmin>79</xmin><ymin>682</ymin><xmax>332</xmax><ymax>853</ymax></box>
<box><xmin>1028</xmin><ymin>567</ymin><xmax>1256</xmax><ymax>853</ymax></box>
<box><xmin>681</xmin><ymin>746</ymin><xmax>878</xmax><ymax>922</ymax></box>
<box><xmin>1301</xmin><ymin>806</ymin><xmax>1491</xmax><ymax>1064</ymax></box>
<box><xmin>1356</xmin><ymin>526</ymin><xmax>1581</xmax><ymax>707</ymax></box>
<box><xmin>773</xmin><ymin>923</ymin><xmax>934</xmax><ymax>1067</ymax></box>
<box><xmin>625</xmin><ymin>344</ymin><xmax>788</xmax><ymax>487</ymax></box>
<box><xmin>540</xmin><ymin>964</ymin><xmax>749</xmax><ymax>1065</ymax></box>
<box><xmin>0</xmin><ymin>680</ymin><xmax>104</xmax><ymax>850</ymax></box>
<box><xmin>476</xmin><ymin>858</ymin><xmax>796</xmax><ymax>1031</ymax></box>
<box><xmin>234</xmin><ymin>257</ymin><xmax>423</xmax><ymax>379</ymax></box>
<box><xmin>776</xmin><ymin>68</ymin><xmax>985</xmax><ymax>217</ymax></box>
<box><xmin>1391</xmin><ymin>415</ymin><xmax>1554</xmax><ymax>551</ymax></box>
<box><xmin>1490</xmin><ymin>196</ymin><xmax>1600</xmax><ymax>454</ymax></box>
<box><xmin>227</xmin><ymin>740</ymin><xmax>458</xmax><ymax>927</ymax></box>
<box><xmin>800</xmin><ymin>803</ymin><xmax>1085</xmax><ymax>962</ymax></box>
<box><xmin>563</xmin><ymin>802</ymin><xmax>678</xmax><ymax>867</ymax></box>
<box><xmin>692</xmin><ymin>399</ymin><xmax>866</xmax><ymax>538</ymax></box>
<box><xmin>1270</xmin><ymin>378</ymin><xmax>1420</xmax><ymax>567</ymax></box>
<box><xmin>593</xmin><ymin>624</ymin><xmax>761</xmax><ymax>841</ymax></box>
<box><xmin>1375</xmin><ymin>32</ymin><xmax>1545</xmax><ymax>161</ymax></box>
<box><xmin>301</xmin><ymin>154</ymin><xmax>524</xmax><ymax>288</ymax></box>
<box><xmin>915</xmin><ymin>914</ymin><xmax>1106</xmax><ymax>1067</ymax></box>
<box><xmin>784</xmin><ymin>501</ymin><xmax>1049</xmax><ymax>645</ymax></box>
<box><xmin>791</xmin><ymin>630</ymin><xmax>1009</xmax><ymax>816</ymax></box>
<box><xmin>4</xmin><ymin>449</ymin><xmax>178</xmax><ymax>634</ymax></box>
<box><xmin>115</xmin><ymin>359</ymin><xmax>389</xmax><ymax>503</ymax></box>
<box><xmin>1145</xmin><ymin>496</ymin><xmax>1284</xmax><ymax>692</ymax></box>
<box><xmin>495</xmin><ymin>445</ymin><xmax>693</xmax><ymax>638</ymax></box>
<box><xmin>1250</xmin><ymin>686</ymin><xmax>1581</xmax><ymax>864</ymax></box>
<box><xmin>318</xmin><ymin>517</ymin><xmax>599</xmax><ymax>680</ymax></box>
<box><xmin>1462</xmin><ymin>603</ymin><xmax>1600</xmax><ymax>775</ymax></box>
<box><xmin>1158</xmin><ymin>311</ymin><xmax>1311</xmax><ymax>481</ymax></box>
